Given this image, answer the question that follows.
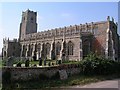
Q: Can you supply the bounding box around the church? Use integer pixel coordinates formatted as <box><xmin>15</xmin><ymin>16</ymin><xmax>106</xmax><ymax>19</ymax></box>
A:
<box><xmin>2</xmin><ymin>9</ymin><xmax>120</xmax><ymax>61</ymax></box>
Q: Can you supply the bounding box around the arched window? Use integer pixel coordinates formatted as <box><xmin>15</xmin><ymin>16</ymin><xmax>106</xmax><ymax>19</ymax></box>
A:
<box><xmin>28</xmin><ymin>44</ymin><xmax>31</xmax><ymax>56</ymax></box>
<box><xmin>82</xmin><ymin>39</ymin><xmax>90</xmax><ymax>58</ymax></box>
<box><xmin>56</xmin><ymin>42</ymin><xmax>61</xmax><ymax>55</ymax></box>
<box><xmin>41</xmin><ymin>43</ymin><xmax>45</xmax><ymax>57</ymax></box>
<box><xmin>30</xmin><ymin>44</ymin><xmax>33</xmax><ymax>56</ymax></box>
<box><xmin>46</xmin><ymin>43</ymin><xmax>51</xmax><ymax>55</ymax></box>
<box><xmin>68</xmin><ymin>41</ymin><xmax>74</xmax><ymax>55</ymax></box>
<box><xmin>37</xmin><ymin>43</ymin><xmax>41</xmax><ymax>52</ymax></box>
<box><xmin>23</xmin><ymin>17</ymin><xmax>25</xmax><ymax>22</ymax></box>
<box><xmin>34</xmin><ymin>44</ymin><xmax>37</xmax><ymax>52</ymax></box>
<box><xmin>22</xmin><ymin>45</ymin><xmax>25</xmax><ymax>56</ymax></box>
<box><xmin>4</xmin><ymin>51</ymin><xmax>6</xmax><ymax>57</ymax></box>
<box><xmin>31</xmin><ymin>17</ymin><xmax>33</xmax><ymax>23</ymax></box>
<box><xmin>22</xmin><ymin>45</ymin><xmax>26</xmax><ymax>57</ymax></box>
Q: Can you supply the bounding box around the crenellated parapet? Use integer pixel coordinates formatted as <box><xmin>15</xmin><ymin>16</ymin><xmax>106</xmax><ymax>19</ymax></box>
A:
<box><xmin>3</xmin><ymin>38</ymin><xmax>18</xmax><ymax>44</ymax></box>
<box><xmin>3</xmin><ymin>9</ymin><xmax>119</xmax><ymax>61</ymax></box>
<box><xmin>21</xmin><ymin>21</ymin><xmax>105</xmax><ymax>42</ymax></box>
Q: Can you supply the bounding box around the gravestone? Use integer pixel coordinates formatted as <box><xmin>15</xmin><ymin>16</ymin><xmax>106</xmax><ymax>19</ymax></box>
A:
<box><xmin>48</xmin><ymin>62</ymin><xmax>51</xmax><ymax>66</ymax></box>
<box><xmin>59</xmin><ymin>70</ymin><xmax>68</xmax><ymax>80</ymax></box>
<box><xmin>16</xmin><ymin>62</ymin><xmax>21</xmax><ymax>67</ymax></box>
<box><xmin>44</xmin><ymin>58</ymin><xmax>46</xmax><ymax>66</ymax></box>
<box><xmin>39</xmin><ymin>57</ymin><xmax>42</xmax><ymax>66</ymax></box>
<box><xmin>25</xmin><ymin>58</ymin><xmax>29</xmax><ymax>67</ymax></box>
<box><xmin>33</xmin><ymin>55</ymin><xmax>36</xmax><ymax>61</ymax></box>
<box><xmin>58</xmin><ymin>60</ymin><xmax>62</xmax><ymax>64</ymax></box>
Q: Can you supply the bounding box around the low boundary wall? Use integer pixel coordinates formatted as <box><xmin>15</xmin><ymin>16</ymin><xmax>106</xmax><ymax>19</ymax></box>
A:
<box><xmin>2</xmin><ymin>64</ymin><xmax>81</xmax><ymax>81</ymax></box>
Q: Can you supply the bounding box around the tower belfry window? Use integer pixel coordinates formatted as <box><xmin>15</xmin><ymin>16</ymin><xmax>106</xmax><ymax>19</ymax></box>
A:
<box><xmin>23</xmin><ymin>17</ymin><xmax>25</xmax><ymax>21</ymax></box>
<box><xmin>31</xmin><ymin>17</ymin><xmax>33</xmax><ymax>23</ymax></box>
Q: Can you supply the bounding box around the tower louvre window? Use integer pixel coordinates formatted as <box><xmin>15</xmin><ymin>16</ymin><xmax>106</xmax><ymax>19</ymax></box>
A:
<box><xmin>23</xmin><ymin>17</ymin><xmax>25</xmax><ymax>21</ymax></box>
<box><xmin>31</xmin><ymin>17</ymin><xmax>33</xmax><ymax>23</ymax></box>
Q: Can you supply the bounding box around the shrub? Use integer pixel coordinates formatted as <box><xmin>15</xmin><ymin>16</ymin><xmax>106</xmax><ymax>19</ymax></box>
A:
<box><xmin>80</xmin><ymin>53</ymin><xmax>120</xmax><ymax>75</ymax></box>
<box><xmin>39</xmin><ymin>74</ymin><xmax>49</xmax><ymax>80</ymax></box>
<box><xmin>2</xmin><ymin>70</ymin><xmax>11</xmax><ymax>83</ymax></box>
<box><xmin>50</xmin><ymin>71</ymin><xmax>60</xmax><ymax>80</ymax></box>
<box><xmin>2</xmin><ymin>57</ymin><xmax>8</xmax><ymax>66</ymax></box>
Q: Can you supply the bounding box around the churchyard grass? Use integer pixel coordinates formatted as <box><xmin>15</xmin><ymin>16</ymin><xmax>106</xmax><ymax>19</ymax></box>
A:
<box><xmin>62</xmin><ymin>60</ymin><xmax>79</xmax><ymax>64</ymax></box>
<box><xmin>2</xmin><ymin>53</ymin><xmax>120</xmax><ymax>89</ymax></box>
<box><xmin>29</xmin><ymin>60</ymin><xmax>79</xmax><ymax>66</ymax></box>
<box><xmin>30</xmin><ymin>60</ymin><xmax>39</xmax><ymax>65</ymax></box>
<box><xmin>3</xmin><ymin>57</ymin><xmax>80</xmax><ymax>67</ymax></box>
<box><xmin>29</xmin><ymin>60</ymin><xmax>57</xmax><ymax>66</ymax></box>
<box><xmin>0</xmin><ymin>57</ymin><xmax>2</xmax><ymax>67</ymax></box>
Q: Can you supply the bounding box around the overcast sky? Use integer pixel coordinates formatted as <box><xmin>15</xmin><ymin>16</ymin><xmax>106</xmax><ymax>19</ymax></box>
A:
<box><xmin>0</xmin><ymin>1</ymin><xmax>119</xmax><ymax>54</ymax></box>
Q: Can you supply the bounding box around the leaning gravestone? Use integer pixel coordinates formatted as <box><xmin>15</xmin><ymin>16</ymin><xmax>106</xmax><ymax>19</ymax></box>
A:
<box><xmin>25</xmin><ymin>58</ymin><xmax>29</xmax><ymax>67</ymax></box>
<box><xmin>39</xmin><ymin>57</ymin><xmax>42</xmax><ymax>66</ymax></box>
<box><xmin>59</xmin><ymin>70</ymin><xmax>68</xmax><ymax>80</ymax></box>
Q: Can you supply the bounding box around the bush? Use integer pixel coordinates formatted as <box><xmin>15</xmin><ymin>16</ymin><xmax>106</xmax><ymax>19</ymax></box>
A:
<box><xmin>2</xmin><ymin>57</ymin><xmax>8</xmax><ymax>66</ymax></box>
<box><xmin>50</xmin><ymin>71</ymin><xmax>60</xmax><ymax>80</ymax></box>
<box><xmin>39</xmin><ymin>74</ymin><xmax>49</xmax><ymax>80</ymax></box>
<box><xmin>79</xmin><ymin>53</ymin><xmax>120</xmax><ymax>75</ymax></box>
<box><xmin>2</xmin><ymin>70</ymin><xmax>11</xmax><ymax>83</ymax></box>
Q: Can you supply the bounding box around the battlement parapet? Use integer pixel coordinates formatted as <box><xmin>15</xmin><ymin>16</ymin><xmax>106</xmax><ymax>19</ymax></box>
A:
<box><xmin>22</xmin><ymin>21</ymin><xmax>108</xmax><ymax>41</ymax></box>
<box><xmin>3</xmin><ymin>38</ymin><xmax>19</xmax><ymax>44</ymax></box>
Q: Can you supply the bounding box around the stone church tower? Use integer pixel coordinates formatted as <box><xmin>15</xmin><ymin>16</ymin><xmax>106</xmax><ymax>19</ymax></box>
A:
<box><xmin>19</xmin><ymin>9</ymin><xmax>37</xmax><ymax>40</ymax></box>
<box><xmin>2</xmin><ymin>9</ymin><xmax>119</xmax><ymax>61</ymax></box>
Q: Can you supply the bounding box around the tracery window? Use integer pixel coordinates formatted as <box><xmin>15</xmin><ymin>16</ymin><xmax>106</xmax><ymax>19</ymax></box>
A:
<box><xmin>68</xmin><ymin>41</ymin><xmax>74</xmax><ymax>55</ymax></box>
<box><xmin>30</xmin><ymin>44</ymin><xmax>33</xmax><ymax>56</ymax></box>
<box><xmin>22</xmin><ymin>45</ymin><xmax>26</xmax><ymax>57</ymax></box>
<box><xmin>56</xmin><ymin>42</ymin><xmax>61</xmax><ymax>55</ymax></box>
<box><xmin>28</xmin><ymin>44</ymin><xmax>31</xmax><ymax>56</ymax></box>
<box><xmin>23</xmin><ymin>17</ymin><xmax>25</xmax><ymax>22</ymax></box>
<box><xmin>46</xmin><ymin>43</ymin><xmax>51</xmax><ymax>55</ymax></box>
<box><xmin>37</xmin><ymin>43</ymin><xmax>41</xmax><ymax>52</ymax></box>
<box><xmin>31</xmin><ymin>17</ymin><xmax>33</xmax><ymax>23</ymax></box>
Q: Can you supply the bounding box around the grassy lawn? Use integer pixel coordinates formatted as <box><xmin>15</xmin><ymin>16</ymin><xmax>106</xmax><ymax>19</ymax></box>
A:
<box><xmin>0</xmin><ymin>61</ymin><xmax>2</xmax><ymax>67</ymax></box>
<box><xmin>29</xmin><ymin>60</ymin><xmax>57</xmax><ymax>67</ymax></box>
<box><xmin>0</xmin><ymin>57</ymin><xmax>2</xmax><ymax>67</ymax></box>
<box><xmin>30</xmin><ymin>60</ymin><xmax>39</xmax><ymax>65</ymax></box>
<box><xmin>29</xmin><ymin>60</ymin><xmax>79</xmax><ymax>66</ymax></box>
<box><xmin>3</xmin><ymin>58</ymin><xmax>80</xmax><ymax>67</ymax></box>
<box><xmin>62</xmin><ymin>61</ymin><xmax>79</xmax><ymax>64</ymax></box>
<box><xmin>2</xmin><ymin>74</ymin><xmax>120</xmax><ymax>89</ymax></box>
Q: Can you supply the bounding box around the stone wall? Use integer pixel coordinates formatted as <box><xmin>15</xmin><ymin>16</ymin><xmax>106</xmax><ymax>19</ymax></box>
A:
<box><xmin>2</xmin><ymin>64</ymin><xmax>81</xmax><ymax>81</ymax></box>
<box><xmin>2</xmin><ymin>38</ymin><xmax>21</xmax><ymax>58</ymax></box>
